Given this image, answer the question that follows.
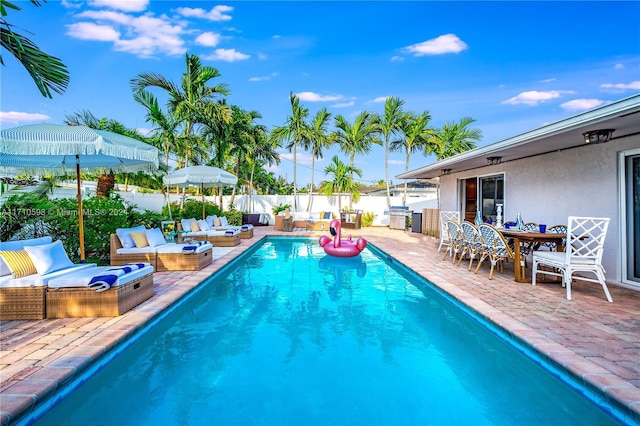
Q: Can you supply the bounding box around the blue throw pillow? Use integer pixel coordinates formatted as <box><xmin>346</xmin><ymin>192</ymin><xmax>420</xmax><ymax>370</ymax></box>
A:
<box><xmin>323</xmin><ymin>212</ymin><xmax>331</xmax><ymax>219</ymax></box>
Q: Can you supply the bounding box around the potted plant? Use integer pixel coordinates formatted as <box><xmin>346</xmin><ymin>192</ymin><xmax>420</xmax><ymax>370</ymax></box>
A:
<box><xmin>273</xmin><ymin>203</ymin><xmax>291</xmax><ymax>231</ymax></box>
<box><xmin>272</xmin><ymin>203</ymin><xmax>291</xmax><ymax>216</ymax></box>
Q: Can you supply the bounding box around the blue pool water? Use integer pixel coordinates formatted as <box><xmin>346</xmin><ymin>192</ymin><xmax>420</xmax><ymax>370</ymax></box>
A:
<box><xmin>34</xmin><ymin>238</ymin><xmax>619</xmax><ymax>425</ymax></box>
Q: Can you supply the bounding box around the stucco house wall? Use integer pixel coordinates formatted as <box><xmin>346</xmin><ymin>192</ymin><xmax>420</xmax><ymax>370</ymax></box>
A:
<box><xmin>439</xmin><ymin>133</ymin><xmax>639</xmax><ymax>288</ymax></box>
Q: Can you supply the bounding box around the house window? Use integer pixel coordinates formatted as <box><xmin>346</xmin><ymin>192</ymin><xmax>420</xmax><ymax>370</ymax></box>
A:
<box><xmin>479</xmin><ymin>174</ymin><xmax>504</xmax><ymax>222</ymax></box>
<box><xmin>621</xmin><ymin>149</ymin><xmax>640</xmax><ymax>286</ymax></box>
<box><xmin>461</xmin><ymin>174</ymin><xmax>504</xmax><ymax>223</ymax></box>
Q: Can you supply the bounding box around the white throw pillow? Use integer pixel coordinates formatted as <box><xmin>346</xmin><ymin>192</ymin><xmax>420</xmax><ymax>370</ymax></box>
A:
<box><xmin>116</xmin><ymin>225</ymin><xmax>146</xmax><ymax>249</ymax></box>
<box><xmin>180</xmin><ymin>218</ymin><xmax>197</xmax><ymax>232</ymax></box>
<box><xmin>0</xmin><ymin>236</ymin><xmax>54</xmax><ymax>276</ymax></box>
<box><xmin>206</xmin><ymin>215</ymin><xmax>217</xmax><ymax>227</ymax></box>
<box><xmin>23</xmin><ymin>240</ymin><xmax>74</xmax><ymax>275</ymax></box>
<box><xmin>145</xmin><ymin>228</ymin><xmax>166</xmax><ymax>247</ymax></box>
<box><xmin>219</xmin><ymin>216</ymin><xmax>229</xmax><ymax>227</ymax></box>
<box><xmin>197</xmin><ymin>219</ymin><xmax>210</xmax><ymax>231</ymax></box>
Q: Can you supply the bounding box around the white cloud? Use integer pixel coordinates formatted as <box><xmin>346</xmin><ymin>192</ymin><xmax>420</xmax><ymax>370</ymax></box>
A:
<box><xmin>88</xmin><ymin>0</ymin><xmax>149</xmax><ymax>12</ymax></box>
<box><xmin>390</xmin><ymin>56</ymin><xmax>404</xmax><ymax>62</ymax></box>
<box><xmin>615</xmin><ymin>63</ymin><xmax>624</xmax><ymax>70</ymax></box>
<box><xmin>296</xmin><ymin>92</ymin><xmax>342</xmax><ymax>102</ymax></box>
<box><xmin>403</xmin><ymin>33</ymin><xmax>468</xmax><ymax>56</ymax></box>
<box><xmin>195</xmin><ymin>32</ymin><xmax>222</xmax><ymax>47</ymax></box>
<box><xmin>67</xmin><ymin>11</ymin><xmax>186</xmax><ymax>57</ymax></box>
<box><xmin>372</xmin><ymin>96</ymin><xmax>390</xmax><ymax>103</ymax></box>
<box><xmin>249</xmin><ymin>72</ymin><xmax>279</xmax><ymax>82</ymax></box>
<box><xmin>600</xmin><ymin>81</ymin><xmax>640</xmax><ymax>91</ymax></box>
<box><xmin>540</xmin><ymin>78</ymin><xmax>556</xmax><ymax>83</ymax></box>
<box><xmin>203</xmin><ymin>48</ymin><xmax>250</xmax><ymax>62</ymax></box>
<box><xmin>61</xmin><ymin>0</ymin><xmax>83</xmax><ymax>9</ymax></box>
<box><xmin>66</xmin><ymin>22</ymin><xmax>120</xmax><ymax>41</ymax></box>
<box><xmin>388</xmin><ymin>159</ymin><xmax>404</xmax><ymax>166</ymax></box>
<box><xmin>560</xmin><ymin>98</ymin><xmax>605</xmax><ymax>111</ymax></box>
<box><xmin>332</xmin><ymin>101</ymin><xmax>355</xmax><ymax>108</ymax></box>
<box><xmin>0</xmin><ymin>111</ymin><xmax>50</xmax><ymax>124</ymax></box>
<box><xmin>502</xmin><ymin>90</ymin><xmax>574</xmax><ymax>106</ymax></box>
<box><xmin>176</xmin><ymin>5</ymin><xmax>233</xmax><ymax>21</ymax></box>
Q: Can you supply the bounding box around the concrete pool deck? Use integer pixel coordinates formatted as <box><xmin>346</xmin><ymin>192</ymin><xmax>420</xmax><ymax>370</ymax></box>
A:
<box><xmin>1</xmin><ymin>226</ymin><xmax>639</xmax><ymax>425</ymax></box>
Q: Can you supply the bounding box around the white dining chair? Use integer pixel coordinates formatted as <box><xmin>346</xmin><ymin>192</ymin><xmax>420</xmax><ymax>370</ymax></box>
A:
<box><xmin>438</xmin><ymin>210</ymin><xmax>460</xmax><ymax>252</ymax></box>
<box><xmin>532</xmin><ymin>216</ymin><xmax>612</xmax><ymax>302</ymax></box>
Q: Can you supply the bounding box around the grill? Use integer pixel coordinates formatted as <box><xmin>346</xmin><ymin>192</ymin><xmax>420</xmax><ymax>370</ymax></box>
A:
<box><xmin>387</xmin><ymin>206</ymin><xmax>412</xmax><ymax>230</ymax></box>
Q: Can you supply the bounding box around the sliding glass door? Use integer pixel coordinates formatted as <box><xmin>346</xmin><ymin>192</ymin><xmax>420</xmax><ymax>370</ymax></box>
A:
<box><xmin>622</xmin><ymin>149</ymin><xmax>640</xmax><ymax>286</ymax></box>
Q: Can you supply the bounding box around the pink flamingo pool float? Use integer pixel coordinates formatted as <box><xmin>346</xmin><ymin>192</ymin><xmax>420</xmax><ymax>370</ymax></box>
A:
<box><xmin>319</xmin><ymin>219</ymin><xmax>367</xmax><ymax>257</ymax></box>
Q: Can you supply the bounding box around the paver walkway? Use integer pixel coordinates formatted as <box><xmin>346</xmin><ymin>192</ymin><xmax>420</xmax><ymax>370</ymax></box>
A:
<box><xmin>1</xmin><ymin>227</ymin><xmax>639</xmax><ymax>425</ymax></box>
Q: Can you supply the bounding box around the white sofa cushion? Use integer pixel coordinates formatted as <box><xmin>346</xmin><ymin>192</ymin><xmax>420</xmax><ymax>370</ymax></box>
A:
<box><xmin>180</xmin><ymin>218</ymin><xmax>198</xmax><ymax>232</ymax></box>
<box><xmin>23</xmin><ymin>240</ymin><xmax>74</xmax><ymax>276</ymax></box>
<box><xmin>116</xmin><ymin>225</ymin><xmax>146</xmax><ymax>249</ymax></box>
<box><xmin>47</xmin><ymin>264</ymin><xmax>154</xmax><ymax>289</ymax></box>
<box><xmin>145</xmin><ymin>228</ymin><xmax>166</xmax><ymax>247</ymax></box>
<box><xmin>197</xmin><ymin>219</ymin><xmax>211</xmax><ymax>231</ymax></box>
<box><xmin>0</xmin><ymin>264</ymin><xmax>97</xmax><ymax>288</ymax></box>
<box><xmin>0</xmin><ymin>237</ymin><xmax>53</xmax><ymax>276</ymax></box>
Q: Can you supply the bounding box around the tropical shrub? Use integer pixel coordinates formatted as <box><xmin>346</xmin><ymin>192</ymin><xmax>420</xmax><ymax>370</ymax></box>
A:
<box><xmin>162</xmin><ymin>199</ymin><xmax>223</xmax><ymax>221</ymax></box>
<box><xmin>361</xmin><ymin>212</ymin><xmax>375</xmax><ymax>227</ymax></box>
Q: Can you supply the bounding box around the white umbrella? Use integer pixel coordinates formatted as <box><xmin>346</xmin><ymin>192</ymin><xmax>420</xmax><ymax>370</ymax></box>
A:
<box><xmin>163</xmin><ymin>165</ymin><xmax>237</xmax><ymax>219</ymax></box>
<box><xmin>0</xmin><ymin>123</ymin><xmax>159</xmax><ymax>261</ymax></box>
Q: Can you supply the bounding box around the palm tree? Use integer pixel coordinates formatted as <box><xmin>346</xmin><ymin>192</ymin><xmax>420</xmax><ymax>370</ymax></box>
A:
<box><xmin>319</xmin><ymin>155</ymin><xmax>362</xmax><ymax>212</ymax></box>
<box><xmin>428</xmin><ymin>116</ymin><xmax>482</xmax><ymax>160</ymax></box>
<box><xmin>64</xmin><ymin>110</ymin><xmax>148</xmax><ymax>196</ymax></box>
<box><xmin>371</xmin><ymin>97</ymin><xmax>409</xmax><ymax>210</ymax></box>
<box><xmin>0</xmin><ymin>0</ymin><xmax>69</xmax><ymax>98</ymax></box>
<box><xmin>303</xmin><ymin>108</ymin><xmax>333</xmax><ymax>212</ymax></box>
<box><xmin>391</xmin><ymin>110</ymin><xmax>434</xmax><ymax>206</ymax></box>
<box><xmin>133</xmin><ymin>89</ymin><xmax>179</xmax><ymax>169</ymax></box>
<box><xmin>269</xmin><ymin>92</ymin><xmax>310</xmax><ymax>211</ymax></box>
<box><xmin>130</xmin><ymin>53</ymin><xmax>230</xmax><ymax>167</ymax></box>
<box><xmin>334</xmin><ymin>111</ymin><xmax>380</xmax><ymax>208</ymax></box>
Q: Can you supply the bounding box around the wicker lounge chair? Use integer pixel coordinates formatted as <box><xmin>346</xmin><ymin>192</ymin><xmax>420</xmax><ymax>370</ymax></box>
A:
<box><xmin>46</xmin><ymin>263</ymin><xmax>154</xmax><ymax>317</ymax></box>
<box><xmin>110</xmin><ymin>234</ymin><xmax>213</xmax><ymax>270</ymax></box>
<box><xmin>0</xmin><ymin>237</ymin><xmax>98</xmax><ymax>320</ymax></box>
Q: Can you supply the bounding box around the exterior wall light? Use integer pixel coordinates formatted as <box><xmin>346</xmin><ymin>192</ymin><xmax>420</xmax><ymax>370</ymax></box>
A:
<box><xmin>582</xmin><ymin>129</ymin><xmax>614</xmax><ymax>144</ymax></box>
<box><xmin>486</xmin><ymin>156</ymin><xmax>502</xmax><ymax>166</ymax></box>
<box><xmin>441</xmin><ymin>169</ymin><xmax>452</xmax><ymax>175</ymax></box>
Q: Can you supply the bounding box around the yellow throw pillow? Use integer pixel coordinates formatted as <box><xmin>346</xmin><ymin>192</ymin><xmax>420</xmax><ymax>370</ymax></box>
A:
<box><xmin>214</xmin><ymin>218</ymin><xmax>222</xmax><ymax>227</ymax></box>
<box><xmin>130</xmin><ymin>231</ymin><xmax>149</xmax><ymax>248</ymax></box>
<box><xmin>0</xmin><ymin>250</ymin><xmax>37</xmax><ymax>278</ymax></box>
<box><xmin>190</xmin><ymin>221</ymin><xmax>201</xmax><ymax>232</ymax></box>
<box><xmin>319</xmin><ymin>211</ymin><xmax>325</xmax><ymax>220</ymax></box>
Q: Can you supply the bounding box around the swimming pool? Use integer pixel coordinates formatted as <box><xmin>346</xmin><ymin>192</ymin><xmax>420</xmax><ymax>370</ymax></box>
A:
<box><xmin>32</xmin><ymin>238</ymin><xmax>619</xmax><ymax>425</ymax></box>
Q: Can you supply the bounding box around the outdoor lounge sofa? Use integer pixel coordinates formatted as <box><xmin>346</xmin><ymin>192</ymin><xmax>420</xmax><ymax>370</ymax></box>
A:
<box><xmin>178</xmin><ymin>219</ymin><xmax>242</xmax><ymax>246</ymax></box>
<box><xmin>110</xmin><ymin>226</ymin><xmax>213</xmax><ymax>271</ymax></box>
<box><xmin>0</xmin><ymin>237</ymin><xmax>97</xmax><ymax>319</ymax></box>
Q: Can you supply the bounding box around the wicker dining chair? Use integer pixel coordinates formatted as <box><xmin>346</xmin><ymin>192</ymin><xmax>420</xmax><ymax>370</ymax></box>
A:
<box><xmin>475</xmin><ymin>224</ymin><xmax>519</xmax><ymax>280</ymax></box>
<box><xmin>457</xmin><ymin>222</ymin><xmax>483</xmax><ymax>271</ymax></box>
<box><xmin>541</xmin><ymin>224</ymin><xmax>568</xmax><ymax>251</ymax></box>
<box><xmin>442</xmin><ymin>220</ymin><xmax>463</xmax><ymax>264</ymax></box>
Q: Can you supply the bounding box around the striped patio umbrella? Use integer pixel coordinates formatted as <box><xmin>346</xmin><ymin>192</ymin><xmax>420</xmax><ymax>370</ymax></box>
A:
<box><xmin>0</xmin><ymin>123</ymin><xmax>159</xmax><ymax>261</ymax></box>
<box><xmin>163</xmin><ymin>165</ymin><xmax>237</xmax><ymax>220</ymax></box>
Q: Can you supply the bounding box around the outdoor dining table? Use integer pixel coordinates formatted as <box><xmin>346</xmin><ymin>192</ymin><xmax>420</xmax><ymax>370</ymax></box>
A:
<box><xmin>500</xmin><ymin>228</ymin><xmax>567</xmax><ymax>283</ymax></box>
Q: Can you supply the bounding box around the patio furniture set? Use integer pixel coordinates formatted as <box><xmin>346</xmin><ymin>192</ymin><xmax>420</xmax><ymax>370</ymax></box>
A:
<box><xmin>439</xmin><ymin>211</ymin><xmax>612</xmax><ymax>302</ymax></box>
<box><xmin>0</xmin><ymin>217</ymin><xmax>258</xmax><ymax>320</ymax></box>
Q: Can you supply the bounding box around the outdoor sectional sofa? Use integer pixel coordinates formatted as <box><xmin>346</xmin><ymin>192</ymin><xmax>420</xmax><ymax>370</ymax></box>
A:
<box><xmin>177</xmin><ymin>218</ymin><xmax>243</xmax><ymax>246</ymax></box>
<box><xmin>110</xmin><ymin>226</ymin><xmax>213</xmax><ymax>271</ymax></box>
<box><xmin>0</xmin><ymin>236</ymin><xmax>154</xmax><ymax>319</ymax></box>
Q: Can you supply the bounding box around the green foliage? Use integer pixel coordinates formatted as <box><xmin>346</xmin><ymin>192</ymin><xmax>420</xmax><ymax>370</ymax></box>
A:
<box><xmin>272</xmin><ymin>203</ymin><xmax>291</xmax><ymax>215</ymax></box>
<box><xmin>162</xmin><ymin>199</ymin><xmax>223</xmax><ymax>221</ymax></box>
<box><xmin>0</xmin><ymin>192</ymin><xmax>162</xmax><ymax>265</ymax></box>
<box><xmin>223</xmin><ymin>208</ymin><xmax>243</xmax><ymax>226</ymax></box>
<box><xmin>361</xmin><ymin>212</ymin><xmax>375</xmax><ymax>227</ymax></box>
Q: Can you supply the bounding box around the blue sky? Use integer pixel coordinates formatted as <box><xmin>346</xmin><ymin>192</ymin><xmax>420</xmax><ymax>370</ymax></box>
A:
<box><xmin>1</xmin><ymin>1</ymin><xmax>639</xmax><ymax>187</ymax></box>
